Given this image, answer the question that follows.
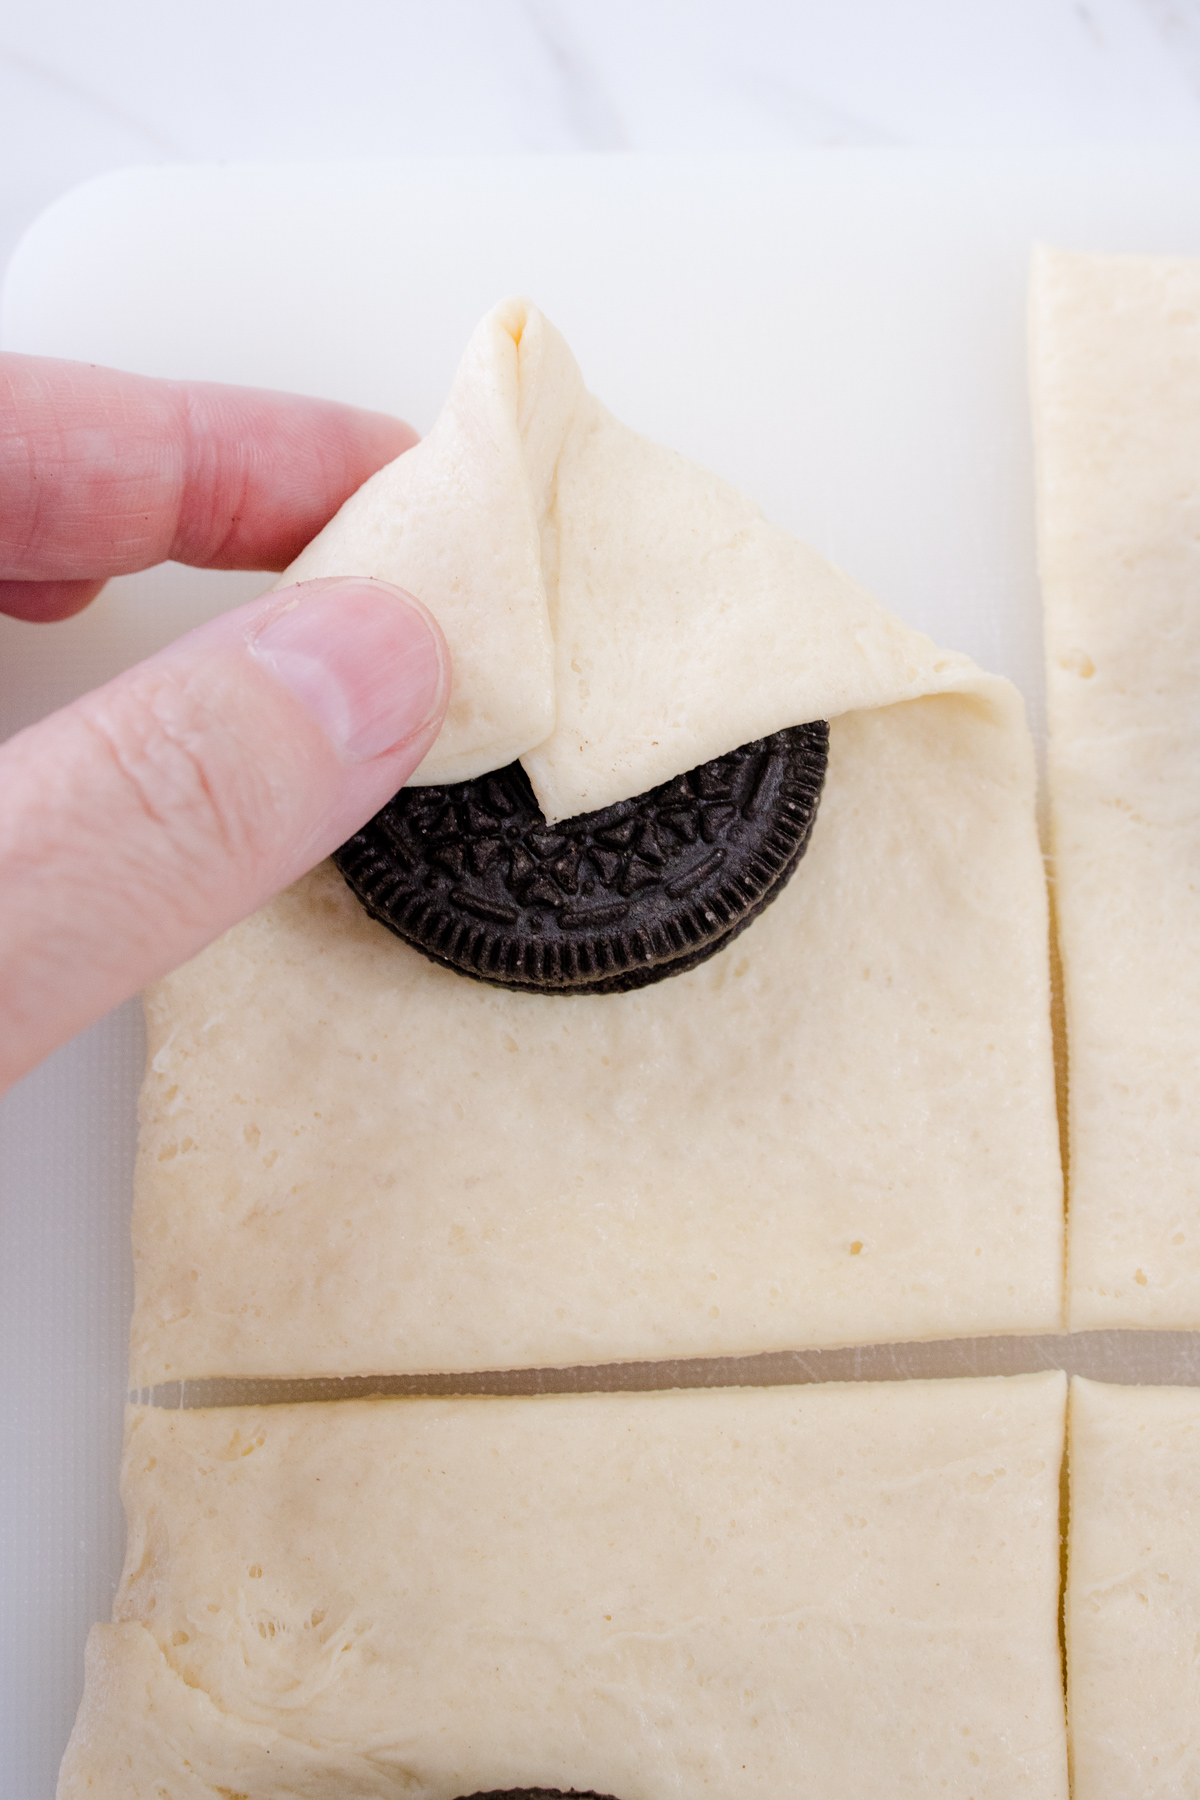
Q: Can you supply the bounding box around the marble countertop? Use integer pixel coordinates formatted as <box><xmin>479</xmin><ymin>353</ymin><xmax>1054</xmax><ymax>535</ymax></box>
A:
<box><xmin>4</xmin><ymin>0</ymin><xmax>1200</xmax><ymax>286</ymax></box>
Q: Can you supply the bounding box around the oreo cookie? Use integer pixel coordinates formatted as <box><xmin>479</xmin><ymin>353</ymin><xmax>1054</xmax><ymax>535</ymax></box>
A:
<box><xmin>455</xmin><ymin>1792</ymin><xmax>619</xmax><ymax>1799</ymax></box>
<box><xmin>334</xmin><ymin>722</ymin><xmax>828</xmax><ymax>995</ymax></box>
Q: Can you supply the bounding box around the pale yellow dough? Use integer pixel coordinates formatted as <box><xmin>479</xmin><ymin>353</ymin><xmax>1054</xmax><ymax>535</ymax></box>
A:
<box><xmin>133</xmin><ymin>695</ymin><xmax>1061</xmax><ymax>1383</ymax></box>
<box><xmin>131</xmin><ymin>300</ymin><xmax>1063</xmax><ymax>1384</ymax></box>
<box><xmin>1032</xmin><ymin>250</ymin><xmax>1200</xmax><ymax>1328</ymax></box>
<box><xmin>288</xmin><ymin>297</ymin><xmax>1021</xmax><ymax>822</ymax></box>
<box><xmin>58</xmin><ymin>1376</ymin><xmax>1069</xmax><ymax>1800</ymax></box>
<box><xmin>282</xmin><ymin>301</ymin><xmax>557</xmax><ymax>788</ymax></box>
<box><xmin>1067</xmin><ymin>1378</ymin><xmax>1200</xmax><ymax>1798</ymax></box>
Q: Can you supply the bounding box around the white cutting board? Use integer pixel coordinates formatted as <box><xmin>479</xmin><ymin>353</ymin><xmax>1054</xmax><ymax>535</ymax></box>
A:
<box><xmin>6</xmin><ymin>149</ymin><xmax>1200</xmax><ymax>1798</ymax></box>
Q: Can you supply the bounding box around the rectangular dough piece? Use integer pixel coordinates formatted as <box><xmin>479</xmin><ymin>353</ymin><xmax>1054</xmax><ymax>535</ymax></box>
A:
<box><xmin>1032</xmin><ymin>248</ymin><xmax>1200</xmax><ymax>1327</ymax></box>
<box><xmin>59</xmin><ymin>1374</ymin><xmax>1069</xmax><ymax>1799</ymax></box>
<box><xmin>130</xmin><ymin>691</ymin><xmax>1063</xmax><ymax>1385</ymax></box>
<box><xmin>1067</xmin><ymin>1377</ymin><xmax>1200</xmax><ymax>1798</ymax></box>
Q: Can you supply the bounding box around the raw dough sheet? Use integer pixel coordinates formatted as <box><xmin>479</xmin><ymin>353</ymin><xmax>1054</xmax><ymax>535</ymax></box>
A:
<box><xmin>1032</xmin><ymin>249</ymin><xmax>1200</xmax><ymax>1328</ymax></box>
<box><xmin>17</xmin><ymin>151</ymin><xmax>1200</xmax><ymax>1800</ymax></box>
<box><xmin>1066</xmin><ymin>1377</ymin><xmax>1200</xmax><ymax>1798</ymax></box>
<box><xmin>133</xmin><ymin>700</ymin><xmax>1061</xmax><ymax>1382</ymax></box>
<box><xmin>129</xmin><ymin>306</ymin><xmax>1063</xmax><ymax>1385</ymax></box>
<box><xmin>59</xmin><ymin>1374</ymin><xmax>1069</xmax><ymax>1800</ymax></box>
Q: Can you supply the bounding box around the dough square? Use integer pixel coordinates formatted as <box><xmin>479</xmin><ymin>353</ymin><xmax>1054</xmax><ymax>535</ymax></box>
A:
<box><xmin>59</xmin><ymin>1374</ymin><xmax>1068</xmax><ymax>1799</ymax></box>
<box><xmin>1067</xmin><ymin>1378</ymin><xmax>1200</xmax><ymax>1798</ymax></box>
<box><xmin>129</xmin><ymin>299</ymin><xmax>1062</xmax><ymax>1382</ymax></box>
<box><xmin>1032</xmin><ymin>248</ymin><xmax>1200</xmax><ymax>1327</ymax></box>
<box><xmin>130</xmin><ymin>692</ymin><xmax>1063</xmax><ymax>1385</ymax></box>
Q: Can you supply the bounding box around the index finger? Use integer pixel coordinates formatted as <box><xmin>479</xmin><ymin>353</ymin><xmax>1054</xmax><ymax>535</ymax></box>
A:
<box><xmin>0</xmin><ymin>354</ymin><xmax>416</xmax><ymax>621</ymax></box>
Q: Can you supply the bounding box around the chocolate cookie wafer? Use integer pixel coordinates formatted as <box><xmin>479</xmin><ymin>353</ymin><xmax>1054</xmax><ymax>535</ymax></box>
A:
<box><xmin>457</xmin><ymin>1790</ymin><xmax>619</xmax><ymax>1798</ymax></box>
<box><xmin>334</xmin><ymin>724</ymin><xmax>828</xmax><ymax>993</ymax></box>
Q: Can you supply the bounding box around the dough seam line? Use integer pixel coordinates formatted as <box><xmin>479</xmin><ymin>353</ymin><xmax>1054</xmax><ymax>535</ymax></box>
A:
<box><xmin>132</xmin><ymin>1327</ymin><xmax>1200</xmax><ymax>1409</ymax></box>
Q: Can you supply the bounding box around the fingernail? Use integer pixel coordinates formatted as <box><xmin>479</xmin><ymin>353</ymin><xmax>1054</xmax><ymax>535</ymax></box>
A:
<box><xmin>249</xmin><ymin>579</ymin><xmax>448</xmax><ymax>762</ymax></box>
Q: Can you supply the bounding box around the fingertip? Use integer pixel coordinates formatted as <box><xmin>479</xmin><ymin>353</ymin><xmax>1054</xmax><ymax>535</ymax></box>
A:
<box><xmin>0</xmin><ymin>569</ymin><xmax>450</xmax><ymax>1085</ymax></box>
<box><xmin>0</xmin><ymin>355</ymin><xmax>424</xmax><ymax>583</ymax></box>
<box><xmin>247</xmin><ymin>577</ymin><xmax>450</xmax><ymax>768</ymax></box>
<box><xmin>0</xmin><ymin>577</ymin><xmax>108</xmax><ymax>623</ymax></box>
<box><xmin>353</xmin><ymin>409</ymin><xmax>421</xmax><ymax>465</ymax></box>
<box><xmin>167</xmin><ymin>389</ymin><xmax>423</xmax><ymax>572</ymax></box>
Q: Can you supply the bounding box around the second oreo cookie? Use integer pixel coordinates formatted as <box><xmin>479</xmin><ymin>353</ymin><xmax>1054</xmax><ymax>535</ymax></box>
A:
<box><xmin>334</xmin><ymin>722</ymin><xmax>829</xmax><ymax>995</ymax></box>
<box><xmin>455</xmin><ymin>1791</ymin><xmax>620</xmax><ymax>1799</ymax></box>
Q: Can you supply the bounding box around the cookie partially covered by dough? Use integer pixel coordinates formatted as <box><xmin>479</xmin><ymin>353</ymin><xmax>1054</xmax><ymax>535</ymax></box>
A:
<box><xmin>335</xmin><ymin>723</ymin><xmax>830</xmax><ymax>994</ymax></box>
<box><xmin>59</xmin><ymin>1377</ymin><xmax>1069</xmax><ymax>1799</ymax></box>
<box><xmin>130</xmin><ymin>301</ymin><xmax>1063</xmax><ymax>1383</ymax></box>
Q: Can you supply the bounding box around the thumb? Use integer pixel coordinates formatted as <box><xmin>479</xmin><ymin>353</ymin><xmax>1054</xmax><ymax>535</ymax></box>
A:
<box><xmin>0</xmin><ymin>577</ymin><xmax>449</xmax><ymax>1093</ymax></box>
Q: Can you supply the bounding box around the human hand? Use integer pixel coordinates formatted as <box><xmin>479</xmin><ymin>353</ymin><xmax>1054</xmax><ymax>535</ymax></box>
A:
<box><xmin>0</xmin><ymin>356</ymin><xmax>449</xmax><ymax>1094</ymax></box>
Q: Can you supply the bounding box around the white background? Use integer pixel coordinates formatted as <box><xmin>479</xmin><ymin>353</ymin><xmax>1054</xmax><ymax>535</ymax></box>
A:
<box><xmin>6</xmin><ymin>4</ymin><xmax>1200</xmax><ymax>1795</ymax></box>
<box><xmin>7</xmin><ymin>0</ymin><xmax>1200</xmax><ymax>285</ymax></box>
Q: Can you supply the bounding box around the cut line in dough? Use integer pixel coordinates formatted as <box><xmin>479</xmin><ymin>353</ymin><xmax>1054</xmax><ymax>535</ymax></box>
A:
<box><xmin>1032</xmin><ymin>249</ymin><xmax>1200</xmax><ymax>1329</ymax></box>
<box><xmin>1067</xmin><ymin>1377</ymin><xmax>1200</xmax><ymax>1797</ymax></box>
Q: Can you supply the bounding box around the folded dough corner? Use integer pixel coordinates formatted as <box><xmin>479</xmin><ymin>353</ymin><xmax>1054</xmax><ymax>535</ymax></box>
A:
<box><xmin>128</xmin><ymin>301</ymin><xmax>1063</xmax><ymax>1385</ymax></box>
<box><xmin>284</xmin><ymin>296</ymin><xmax>1019</xmax><ymax>820</ymax></box>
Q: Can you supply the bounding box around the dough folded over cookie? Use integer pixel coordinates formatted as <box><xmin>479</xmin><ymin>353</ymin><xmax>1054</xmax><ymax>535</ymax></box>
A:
<box><xmin>131</xmin><ymin>301</ymin><xmax>1063</xmax><ymax>1382</ymax></box>
<box><xmin>58</xmin><ymin>1377</ymin><xmax>1069</xmax><ymax>1800</ymax></box>
<box><xmin>287</xmin><ymin>297</ymin><xmax>1013</xmax><ymax>819</ymax></box>
<box><xmin>1032</xmin><ymin>249</ymin><xmax>1200</xmax><ymax>1328</ymax></box>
